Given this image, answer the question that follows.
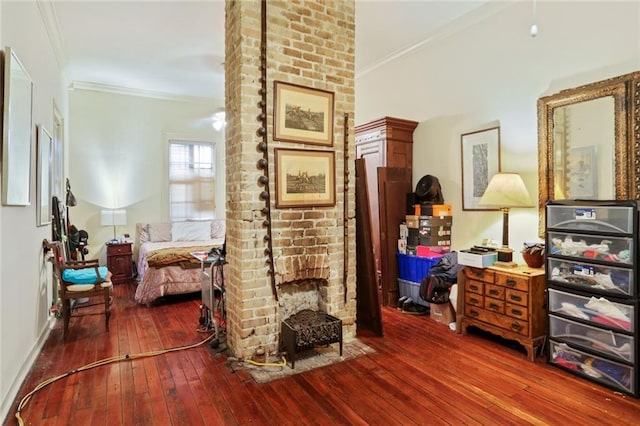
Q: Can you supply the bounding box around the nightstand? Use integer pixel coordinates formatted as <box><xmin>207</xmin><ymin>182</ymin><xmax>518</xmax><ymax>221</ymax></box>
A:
<box><xmin>458</xmin><ymin>265</ymin><xmax>547</xmax><ymax>361</ymax></box>
<box><xmin>106</xmin><ymin>242</ymin><xmax>133</xmax><ymax>284</ymax></box>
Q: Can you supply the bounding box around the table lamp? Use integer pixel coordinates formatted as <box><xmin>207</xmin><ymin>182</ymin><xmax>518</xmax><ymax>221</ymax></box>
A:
<box><xmin>479</xmin><ymin>173</ymin><xmax>533</xmax><ymax>267</ymax></box>
<box><xmin>101</xmin><ymin>209</ymin><xmax>127</xmax><ymax>241</ymax></box>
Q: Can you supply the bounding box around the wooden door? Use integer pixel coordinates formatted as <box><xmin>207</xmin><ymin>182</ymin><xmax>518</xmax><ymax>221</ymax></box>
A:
<box><xmin>378</xmin><ymin>167</ymin><xmax>412</xmax><ymax>306</ymax></box>
<box><xmin>355</xmin><ymin>159</ymin><xmax>383</xmax><ymax>335</ymax></box>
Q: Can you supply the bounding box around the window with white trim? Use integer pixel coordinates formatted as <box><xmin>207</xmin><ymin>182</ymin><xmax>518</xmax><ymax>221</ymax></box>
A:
<box><xmin>168</xmin><ymin>140</ymin><xmax>216</xmax><ymax>221</ymax></box>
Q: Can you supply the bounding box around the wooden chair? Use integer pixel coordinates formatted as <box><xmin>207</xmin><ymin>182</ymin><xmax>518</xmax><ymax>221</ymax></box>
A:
<box><xmin>43</xmin><ymin>239</ymin><xmax>113</xmax><ymax>337</ymax></box>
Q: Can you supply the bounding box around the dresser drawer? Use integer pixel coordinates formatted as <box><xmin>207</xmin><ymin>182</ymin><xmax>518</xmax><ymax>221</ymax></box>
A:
<box><xmin>485</xmin><ymin>284</ymin><xmax>504</xmax><ymax>299</ymax></box>
<box><xmin>505</xmin><ymin>288</ymin><xmax>528</xmax><ymax>306</ymax></box>
<box><xmin>465</xmin><ymin>279</ymin><xmax>484</xmax><ymax>295</ymax></box>
<box><xmin>464</xmin><ymin>267</ymin><xmax>495</xmax><ymax>282</ymax></box>
<box><xmin>107</xmin><ymin>243</ymin><xmax>132</xmax><ymax>255</ymax></box>
<box><xmin>465</xmin><ymin>292</ymin><xmax>483</xmax><ymax>307</ymax></box>
<box><xmin>465</xmin><ymin>306</ymin><xmax>529</xmax><ymax>336</ymax></box>
<box><xmin>484</xmin><ymin>298</ymin><xmax>504</xmax><ymax>314</ymax></box>
<box><xmin>495</xmin><ymin>272</ymin><xmax>529</xmax><ymax>291</ymax></box>
<box><xmin>506</xmin><ymin>303</ymin><xmax>528</xmax><ymax>321</ymax></box>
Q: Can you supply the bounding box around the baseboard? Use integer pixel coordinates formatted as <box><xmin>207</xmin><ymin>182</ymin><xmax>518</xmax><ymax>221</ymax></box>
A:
<box><xmin>0</xmin><ymin>315</ymin><xmax>54</xmax><ymax>423</ymax></box>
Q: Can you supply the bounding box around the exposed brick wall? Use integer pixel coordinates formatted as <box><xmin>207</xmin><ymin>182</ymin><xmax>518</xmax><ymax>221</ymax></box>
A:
<box><xmin>225</xmin><ymin>0</ymin><xmax>356</xmax><ymax>358</ymax></box>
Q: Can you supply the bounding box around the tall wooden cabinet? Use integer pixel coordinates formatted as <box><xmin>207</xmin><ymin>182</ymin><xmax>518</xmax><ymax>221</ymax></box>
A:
<box><xmin>355</xmin><ymin>117</ymin><xmax>418</xmax><ymax>306</ymax></box>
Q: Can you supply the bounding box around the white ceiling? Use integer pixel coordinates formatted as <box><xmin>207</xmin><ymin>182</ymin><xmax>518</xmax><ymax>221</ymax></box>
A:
<box><xmin>49</xmin><ymin>0</ymin><xmax>491</xmax><ymax>102</ymax></box>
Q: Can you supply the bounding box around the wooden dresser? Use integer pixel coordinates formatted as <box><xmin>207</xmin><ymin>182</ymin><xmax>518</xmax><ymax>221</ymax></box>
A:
<box><xmin>458</xmin><ymin>265</ymin><xmax>547</xmax><ymax>361</ymax></box>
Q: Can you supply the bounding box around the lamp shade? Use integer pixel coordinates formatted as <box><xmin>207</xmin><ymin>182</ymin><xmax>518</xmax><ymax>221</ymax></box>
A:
<box><xmin>479</xmin><ymin>173</ymin><xmax>533</xmax><ymax>208</ymax></box>
<box><xmin>100</xmin><ymin>209</ymin><xmax>127</xmax><ymax>226</ymax></box>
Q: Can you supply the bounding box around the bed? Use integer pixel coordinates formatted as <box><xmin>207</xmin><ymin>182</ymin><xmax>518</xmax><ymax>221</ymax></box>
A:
<box><xmin>134</xmin><ymin>220</ymin><xmax>225</xmax><ymax>305</ymax></box>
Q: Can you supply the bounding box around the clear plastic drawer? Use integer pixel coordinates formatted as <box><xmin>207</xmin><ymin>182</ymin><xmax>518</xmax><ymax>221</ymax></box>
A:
<box><xmin>549</xmin><ymin>340</ymin><xmax>635</xmax><ymax>395</ymax></box>
<box><xmin>549</xmin><ymin>314</ymin><xmax>634</xmax><ymax>363</ymax></box>
<box><xmin>547</xmin><ymin>231</ymin><xmax>633</xmax><ymax>265</ymax></box>
<box><xmin>546</xmin><ymin>205</ymin><xmax>634</xmax><ymax>234</ymax></box>
<box><xmin>548</xmin><ymin>288</ymin><xmax>634</xmax><ymax>332</ymax></box>
<box><xmin>547</xmin><ymin>258</ymin><xmax>633</xmax><ymax>297</ymax></box>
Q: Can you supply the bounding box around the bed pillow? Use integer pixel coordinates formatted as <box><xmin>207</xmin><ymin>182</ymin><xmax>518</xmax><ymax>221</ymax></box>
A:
<box><xmin>138</xmin><ymin>223</ymin><xmax>151</xmax><ymax>243</ymax></box>
<box><xmin>172</xmin><ymin>221</ymin><xmax>211</xmax><ymax>241</ymax></box>
<box><xmin>148</xmin><ymin>223</ymin><xmax>172</xmax><ymax>242</ymax></box>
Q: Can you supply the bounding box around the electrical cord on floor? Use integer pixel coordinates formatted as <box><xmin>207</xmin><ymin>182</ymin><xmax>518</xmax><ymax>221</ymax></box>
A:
<box><xmin>14</xmin><ymin>331</ymin><xmax>216</xmax><ymax>426</ymax></box>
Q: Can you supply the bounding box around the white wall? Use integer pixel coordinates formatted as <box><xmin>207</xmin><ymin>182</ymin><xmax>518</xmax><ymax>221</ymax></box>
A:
<box><xmin>67</xmin><ymin>90</ymin><xmax>226</xmax><ymax>261</ymax></box>
<box><xmin>356</xmin><ymin>0</ymin><xmax>640</xmax><ymax>262</ymax></box>
<box><xmin>0</xmin><ymin>1</ymin><xmax>69</xmax><ymax>419</ymax></box>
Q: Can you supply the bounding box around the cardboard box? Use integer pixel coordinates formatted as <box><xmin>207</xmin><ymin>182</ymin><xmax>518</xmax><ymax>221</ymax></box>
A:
<box><xmin>399</xmin><ymin>223</ymin><xmax>408</xmax><ymax>239</ymax></box>
<box><xmin>421</xmin><ymin>204</ymin><xmax>452</xmax><ymax>217</ymax></box>
<box><xmin>405</xmin><ymin>215</ymin><xmax>420</xmax><ymax>229</ymax></box>
<box><xmin>419</xmin><ymin>215</ymin><xmax>453</xmax><ymax>228</ymax></box>
<box><xmin>430</xmin><ymin>302</ymin><xmax>455</xmax><ymax>326</ymax></box>
<box><xmin>458</xmin><ymin>250</ymin><xmax>497</xmax><ymax>268</ymax></box>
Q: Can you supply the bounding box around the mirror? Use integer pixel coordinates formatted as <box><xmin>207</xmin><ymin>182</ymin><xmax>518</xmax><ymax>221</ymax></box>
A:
<box><xmin>1</xmin><ymin>46</ymin><xmax>34</xmax><ymax>206</ymax></box>
<box><xmin>537</xmin><ymin>71</ymin><xmax>640</xmax><ymax>235</ymax></box>
<box><xmin>37</xmin><ymin>125</ymin><xmax>53</xmax><ymax>226</ymax></box>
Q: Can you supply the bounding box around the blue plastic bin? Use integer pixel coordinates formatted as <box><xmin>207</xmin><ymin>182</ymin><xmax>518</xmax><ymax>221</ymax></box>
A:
<box><xmin>396</xmin><ymin>253</ymin><xmax>440</xmax><ymax>283</ymax></box>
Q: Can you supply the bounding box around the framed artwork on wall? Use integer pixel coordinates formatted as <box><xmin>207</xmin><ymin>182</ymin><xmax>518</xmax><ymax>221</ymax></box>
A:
<box><xmin>275</xmin><ymin>148</ymin><xmax>335</xmax><ymax>208</ymax></box>
<box><xmin>273</xmin><ymin>81</ymin><xmax>334</xmax><ymax>146</ymax></box>
<box><xmin>37</xmin><ymin>124</ymin><xmax>53</xmax><ymax>226</ymax></box>
<box><xmin>2</xmin><ymin>46</ymin><xmax>34</xmax><ymax>206</ymax></box>
<box><xmin>461</xmin><ymin>126</ymin><xmax>501</xmax><ymax>210</ymax></box>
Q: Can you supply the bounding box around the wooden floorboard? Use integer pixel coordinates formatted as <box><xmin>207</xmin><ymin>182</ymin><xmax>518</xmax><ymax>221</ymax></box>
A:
<box><xmin>4</xmin><ymin>281</ymin><xmax>640</xmax><ymax>425</ymax></box>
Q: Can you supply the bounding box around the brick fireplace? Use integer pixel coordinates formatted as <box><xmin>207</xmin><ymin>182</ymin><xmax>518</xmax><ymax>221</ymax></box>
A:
<box><xmin>224</xmin><ymin>0</ymin><xmax>356</xmax><ymax>360</ymax></box>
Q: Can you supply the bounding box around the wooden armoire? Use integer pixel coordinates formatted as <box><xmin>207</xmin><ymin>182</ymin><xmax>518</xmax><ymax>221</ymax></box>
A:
<box><xmin>355</xmin><ymin>117</ymin><xmax>418</xmax><ymax>306</ymax></box>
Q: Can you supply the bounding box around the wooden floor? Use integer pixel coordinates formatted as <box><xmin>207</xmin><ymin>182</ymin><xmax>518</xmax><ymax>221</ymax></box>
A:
<box><xmin>4</xmin><ymin>282</ymin><xmax>640</xmax><ymax>425</ymax></box>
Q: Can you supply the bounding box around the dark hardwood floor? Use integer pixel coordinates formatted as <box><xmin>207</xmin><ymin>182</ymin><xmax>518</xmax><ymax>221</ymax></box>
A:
<box><xmin>4</xmin><ymin>282</ymin><xmax>640</xmax><ymax>425</ymax></box>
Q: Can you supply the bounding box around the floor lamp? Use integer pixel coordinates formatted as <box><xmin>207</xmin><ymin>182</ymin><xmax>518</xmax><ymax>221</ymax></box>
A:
<box><xmin>479</xmin><ymin>173</ymin><xmax>533</xmax><ymax>267</ymax></box>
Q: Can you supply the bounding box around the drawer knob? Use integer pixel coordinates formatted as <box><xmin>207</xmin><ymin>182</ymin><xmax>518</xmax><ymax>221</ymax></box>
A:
<box><xmin>511</xmin><ymin>322</ymin><xmax>523</xmax><ymax>331</ymax></box>
<box><xmin>469</xmin><ymin>309</ymin><xmax>479</xmax><ymax>317</ymax></box>
<box><xmin>510</xmin><ymin>295</ymin><xmax>522</xmax><ymax>302</ymax></box>
<box><xmin>511</xmin><ymin>309</ymin><xmax>523</xmax><ymax>316</ymax></box>
<box><xmin>506</xmin><ymin>279</ymin><xmax>517</xmax><ymax>287</ymax></box>
<box><xmin>470</xmin><ymin>297</ymin><xmax>479</xmax><ymax>304</ymax></box>
<box><xmin>489</xmin><ymin>303</ymin><xmax>500</xmax><ymax>310</ymax></box>
<box><xmin>489</xmin><ymin>289</ymin><xmax>499</xmax><ymax>296</ymax></box>
<box><xmin>470</xmin><ymin>285</ymin><xmax>479</xmax><ymax>291</ymax></box>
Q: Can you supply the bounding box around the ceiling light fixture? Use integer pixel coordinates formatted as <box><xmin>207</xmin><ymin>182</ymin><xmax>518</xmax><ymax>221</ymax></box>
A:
<box><xmin>530</xmin><ymin>0</ymin><xmax>538</xmax><ymax>37</ymax></box>
<box><xmin>212</xmin><ymin>111</ymin><xmax>226</xmax><ymax>131</ymax></box>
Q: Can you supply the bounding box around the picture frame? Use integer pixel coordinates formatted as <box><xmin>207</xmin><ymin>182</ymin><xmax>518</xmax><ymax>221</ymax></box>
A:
<box><xmin>275</xmin><ymin>148</ymin><xmax>335</xmax><ymax>208</ymax></box>
<box><xmin>273</xmin><ymin>81</ymin><xmax>334</xmax><ymax>146</ymax></box>
<box><xmin>2</xmin><ymin>46</ymin><xmax>34</xmax><ymax>206</ymax></box>
<box><xmin>37</xmin><ymin>124</ymin><xmax>53</xmax><ymax>226</ymax></box>
<box><xmin>566</xmin><ymin>145</ymin><xmax>597</xmax><ymax>199</ymax></box>
<box><xmin>461</xmin><ymin>126</ymin><xmax>501</xmax><ymax>210</ymax></box>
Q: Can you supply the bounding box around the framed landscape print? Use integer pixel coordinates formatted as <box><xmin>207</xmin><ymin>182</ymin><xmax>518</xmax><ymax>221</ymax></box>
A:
<box><xmin>275</xmin><ymin>148</ymin><xmax>335</xmax><ymax>208</ymax></box>
<box><xmin>273</xmin><ymin>81</ymin><xmax>334</xmax><ymax>146</ymax></box>
<box><xmin>461</xmin><ymin>126</ymin><xmax>501</xmax><ymax>210</ymax></box>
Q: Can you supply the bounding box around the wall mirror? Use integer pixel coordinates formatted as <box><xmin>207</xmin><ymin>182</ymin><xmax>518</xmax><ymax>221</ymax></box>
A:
<box><xmin>1</xmin><ymin>46</ymin><xmax>34</xmax><ymax>206</ymax></box>
<box><xmin>537</xmin><ymin>71</ymin><xmax>640</xmax><ymax>235</ymax></box>
<box><xmin>37</xmin><ymin>124</ymin><xmax>53</xmax><ymax>226</ymax></box>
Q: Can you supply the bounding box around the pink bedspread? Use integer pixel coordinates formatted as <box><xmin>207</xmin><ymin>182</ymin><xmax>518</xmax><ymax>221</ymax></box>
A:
<box><xmin>134</xmin><ymin>239</ymin><xmax>224</xmax><ymax>305</ymax></box>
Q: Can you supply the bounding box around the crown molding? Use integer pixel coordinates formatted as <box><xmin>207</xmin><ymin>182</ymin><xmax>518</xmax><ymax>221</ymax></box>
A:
<box><xmin>68</xmin><ymin>80</ymin><xmax>218</xmax><ymax>103</ymax></box>
<box><xmin>356</xmin><ymin>1</ymin><xmax>515</xmax><ymax>79</ymax></box>
<box><xmin>37</xmin><ymin>0</ymin><xmax>68</xmax><ymax>70</ymax></box>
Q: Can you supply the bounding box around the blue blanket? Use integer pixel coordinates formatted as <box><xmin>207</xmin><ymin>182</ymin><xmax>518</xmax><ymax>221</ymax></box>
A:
<box><xmin>62</xmin><ymin>266</ymin><xmax>109</xmax><ymax>284</ymax></box>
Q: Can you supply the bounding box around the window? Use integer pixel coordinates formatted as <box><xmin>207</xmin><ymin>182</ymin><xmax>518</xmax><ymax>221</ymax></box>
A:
<box><xmin>168</xmin><ymin>140</ymin><xmax>216</xmax><ymax>221</ymax></box>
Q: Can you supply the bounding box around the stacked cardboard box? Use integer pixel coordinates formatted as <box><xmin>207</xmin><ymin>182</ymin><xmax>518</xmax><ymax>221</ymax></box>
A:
<box><xmin>400</xmin><ymin>204</ymin><xmax>452</xmax><ymax>257</ymax></box>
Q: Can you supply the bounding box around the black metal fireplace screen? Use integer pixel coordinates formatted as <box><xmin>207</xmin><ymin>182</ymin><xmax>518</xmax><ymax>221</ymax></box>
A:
<box><xmin>281</xmin><ymin>309</ymin><xmax>343</xmax><ymax>368</ymax></box>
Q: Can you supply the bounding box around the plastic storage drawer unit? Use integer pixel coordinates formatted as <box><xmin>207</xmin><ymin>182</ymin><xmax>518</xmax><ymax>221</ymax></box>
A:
<box><xmin>549</xmin><ymin>314</ymin><xmax>634</xmax><ymax>363</ymax></box>
<box><xmin>548</xmin><ymin>288</ymin><xmax>634</xmax><ymax>333</ymax></box>
<box><xmin>550</xmin><ymin>340</ymin><xmax>635</xmax><ymax>395</ymax></box>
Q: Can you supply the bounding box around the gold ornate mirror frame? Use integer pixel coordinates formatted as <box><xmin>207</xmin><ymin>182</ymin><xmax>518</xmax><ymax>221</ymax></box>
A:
<box><xmin>537</xmin><ymin>71</ymin><xmax>640</xmax><ymax>236</ymax></box>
